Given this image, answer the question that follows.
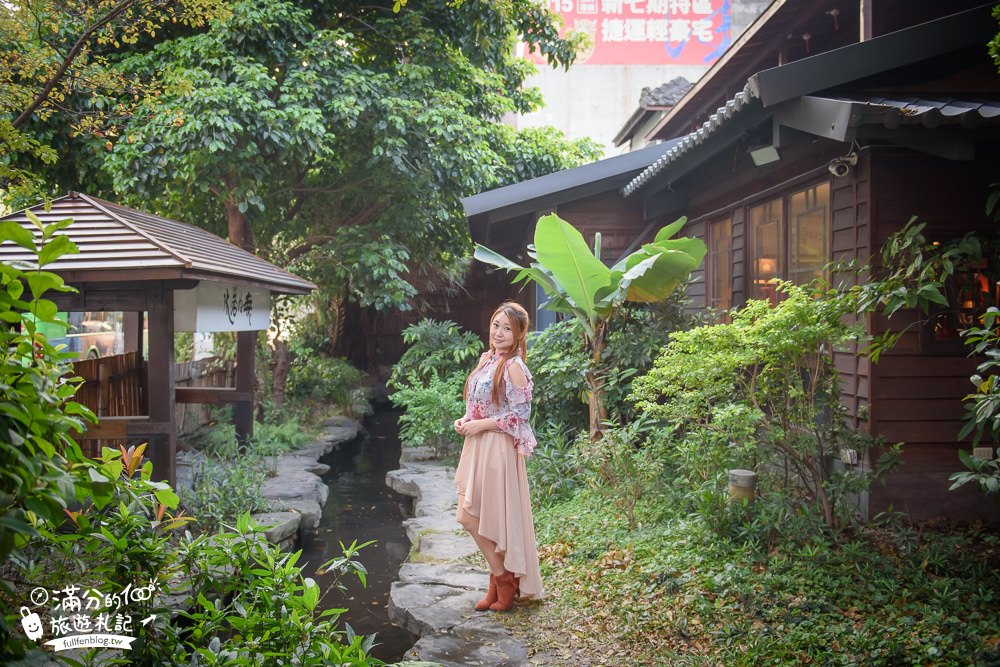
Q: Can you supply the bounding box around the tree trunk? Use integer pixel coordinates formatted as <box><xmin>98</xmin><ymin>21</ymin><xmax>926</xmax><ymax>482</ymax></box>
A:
<box><xmin>587</xmin><ymin>321</ymin><xmax>608</xmax><ymax>441</ymax></box>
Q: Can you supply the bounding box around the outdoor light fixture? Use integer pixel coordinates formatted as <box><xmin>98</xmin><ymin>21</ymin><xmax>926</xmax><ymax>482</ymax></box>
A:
<box><xmin>749</xmin><ymin>144</ymin><xmax>781</xmax><ymax>167</ymax></box>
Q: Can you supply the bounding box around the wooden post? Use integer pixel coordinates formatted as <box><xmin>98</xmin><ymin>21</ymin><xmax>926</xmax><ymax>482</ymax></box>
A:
<box><xmin>123</xmin><ymin>311</ymin><xmax>143</xmax><ymax>354</ymax></box>
<box><xmin>234</xmin><ymin>330</ymin><xmax>255</xmax><ymax>446</ymax></box>
<box><xmin>146</xmin><ymin>287</ymin><xmax>176</xmax><ymax>485</ymax></box>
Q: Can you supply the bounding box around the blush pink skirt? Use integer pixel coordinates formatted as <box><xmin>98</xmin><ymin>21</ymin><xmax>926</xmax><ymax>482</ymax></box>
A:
<box><xmin>454</xmin><ymin>429</ymin><xmax>544</xmax><ymax>600</ymax></box>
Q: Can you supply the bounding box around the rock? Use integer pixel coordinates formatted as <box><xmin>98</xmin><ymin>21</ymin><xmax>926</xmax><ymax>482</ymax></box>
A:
<box><xmin>396</xmin><ymin>562</ymin><xmax>490</xmax><ymax>591</ymax></box>
<box><xmin>267</xmin><ymin>454</ymin><xmax>330</xmax><ymax>476</ymax></box>
<box><xmin>388</xmin><ymin>582</ymin><xmax>482</xmax><ymax>636</ymax></box>
<box><xmin>404</xmin><ymin>615</ymin><xmax>532</xmax><ymax>666</ymax></box>
<box><xmin>387</xmin><ymin>453</ymin><xmax>535</xmax><ymax>667</ymax></box>
<box><xmin>400</xmin><ymin>446</ymin><xmax>437</xmax><ymax>463</ymax></box>
<box><xmin>320</xmin><ymin>415</ymin><xmax>362</xmax><ymax>445</ymax></box>
<box><xmin>261</xmin><ymin>469</ymin><xmax>329</xmax><ymax>507</ymax></box>
<box><xmin>352</xmin><ymin>401</ymin><xmax>375</xmax><ymax>417</ymax></box>
<box><xmin>250</xmin><ymin>511</ymin><xmax>301</xmax><ymax>546</ymax></box>
<box><xmin>418</xmin><ymin>532</ymin><xmax>478</xmax><ymax>561</ymax></box>
<box><xmin>402</xmin><ymin>514</ymin><xmax>462</xmax><ymax>546</ymax></box>
<box><xmin>267</xmin><ymin>498</ymin><xmax>323</xmax><ymax>531</ymax></box>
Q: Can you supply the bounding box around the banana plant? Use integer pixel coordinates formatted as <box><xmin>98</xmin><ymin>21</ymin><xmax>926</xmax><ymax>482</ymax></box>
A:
<box><xmin>475</xmin><ymin>212</ymin><xmax>706</xmax><ymax>439</ymax></box>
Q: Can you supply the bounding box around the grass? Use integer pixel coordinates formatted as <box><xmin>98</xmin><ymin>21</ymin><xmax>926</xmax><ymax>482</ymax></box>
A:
<box><xmin>499</xmin><ymin>489</ymin><xmax>1000</xmax><ymax>666</ymax></box>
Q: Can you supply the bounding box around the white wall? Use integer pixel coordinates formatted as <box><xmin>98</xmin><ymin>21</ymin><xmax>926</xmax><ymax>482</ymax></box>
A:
<box><xmin>513</xmin><ymin>0</ymin><xmax>773</xmax><ymax>156</ymax></box>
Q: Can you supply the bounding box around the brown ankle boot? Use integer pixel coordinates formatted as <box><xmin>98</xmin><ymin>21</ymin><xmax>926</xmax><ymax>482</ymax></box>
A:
<box><xmin>489</xmin><ymin>571</ymin><xmax>517</xmax><ymax>612</ymax></box>
<box><xmin>474</xmin><ymin>574</ymin><xmax>498</xmax><ymax>612</ymax></box>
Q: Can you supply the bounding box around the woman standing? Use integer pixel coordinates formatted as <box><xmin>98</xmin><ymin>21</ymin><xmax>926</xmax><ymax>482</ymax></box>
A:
<box><xmin>453</xmin><ymin>301</ymin><xmax>544</xmax><ymax>611</ymax></box>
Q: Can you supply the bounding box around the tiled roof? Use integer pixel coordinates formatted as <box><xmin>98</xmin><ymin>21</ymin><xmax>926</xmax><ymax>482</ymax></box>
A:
<box><xmin>639</xmin><ymin>77</ymin><xmax>693</xmax><ymax>108</ymax></box>
<box><xmin>623</xmin><ymin>84</ymin><xmax>761</xmax><ymax>196</ymax></box>
<box><xmin>0</xmin><ymin>192</ymin><xmax>315</xmax><ymax>294</ymax></box>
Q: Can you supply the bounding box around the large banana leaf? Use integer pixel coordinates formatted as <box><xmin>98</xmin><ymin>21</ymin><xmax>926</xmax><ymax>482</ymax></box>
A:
<box><xmin>653</xmin><ymin>216</ymin><xmax>689</xmax><ymax>242</ymax></box>
<box><xmin>533</xmin><ymin>214</ymin><xmax>610</xmax><ymax>317</ymax></box>
<box><xmin>625</xmin><ymin>248</ymin><xmax>703</xmax><ymax>302</ymax></box>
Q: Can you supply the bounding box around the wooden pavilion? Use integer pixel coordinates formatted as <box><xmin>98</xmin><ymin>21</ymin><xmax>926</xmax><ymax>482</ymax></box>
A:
<box><xmin>0</xmin><ymin>192</ymin><xmax>315</xmax><ymax>485</ymax></box>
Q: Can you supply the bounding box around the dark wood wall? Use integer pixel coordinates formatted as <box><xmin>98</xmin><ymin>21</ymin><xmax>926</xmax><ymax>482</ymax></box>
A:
<box><xmin>866</xmin><ymin>148</ymin><xmax>1000</xmax><ymax>521</ymax></box>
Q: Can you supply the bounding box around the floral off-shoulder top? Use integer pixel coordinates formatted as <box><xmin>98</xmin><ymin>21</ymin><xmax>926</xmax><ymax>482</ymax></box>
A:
<box><xmin>464</xmin><ymin>352</ymin><xmax>537</xmax><ymax>456</ymax></box>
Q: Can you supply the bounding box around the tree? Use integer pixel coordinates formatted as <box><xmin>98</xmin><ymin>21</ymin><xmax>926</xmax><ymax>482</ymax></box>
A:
<box><xmin>475</xmin><ymin>213</ymin><xmax>706</xmax><ymax>439</ymax></box>
<box><xmin>99</xmin><ymin>0</ymin><xmax>600</xmax><ymax>366</ymax></box>
<box><xmin>0</xmin><ymin>0</ymin><xmax>226</xmax><ymax>204</ymax></box>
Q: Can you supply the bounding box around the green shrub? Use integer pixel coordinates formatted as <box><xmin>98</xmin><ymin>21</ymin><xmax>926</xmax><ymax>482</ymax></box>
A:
<box><xmin>579</xmin><ymin>416</ymin><xmax>663</xmax><ymax>529</ymax></box>
<box><xmin>631</xmin><ymin>283</ymin><xmax>898</xmax><ymax>530</ymax></box>
<box><xmin>391</xmin><ymin>372</ymin><xmax>466</xmax><ymax>456</ymax></box>
<box><xmin>4</xmin><ymin>445</ymin><xmax>380</xmax><ymax>665</ymax></box>
<box><xmin>183</xmin><ymin>456</ymin><xmax>268</xmax><ymax>534</ymax></box>
<box><xmin>529</xmin><ymin>301</ymin><xmax>693</xmax><ymax>438</ymax></box>
<box><xmin>287</xmin><ymin>354</ymin><xmax>363</xmax><ymax>409</ymax></box>
<box><xmin>388</xmin><ymin>318</ymin><xmax>481</xmax><ymax>390</ymax></box>
<box><xmin>528</xmin><ymin>421</ymin><xmax>583</xmax><ymax>509</ymax></box>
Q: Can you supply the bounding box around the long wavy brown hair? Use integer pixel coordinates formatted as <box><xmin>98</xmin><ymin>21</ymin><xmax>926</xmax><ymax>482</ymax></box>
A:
<box><xmin>463</xmin><ymin>301</ymin><xmax>531</xmax><ymax>406</ymax></box>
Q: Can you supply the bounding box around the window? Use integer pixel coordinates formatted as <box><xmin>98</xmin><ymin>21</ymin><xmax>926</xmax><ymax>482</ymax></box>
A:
<box><xmin>708</xmin><ymin>217</ymin><xmax>732</xmax><ymax>311</ymax></box>
<box><xmin>748</xmin><ymin>182</ymin><xmax>830</xmax><ymax>304</ymax></box>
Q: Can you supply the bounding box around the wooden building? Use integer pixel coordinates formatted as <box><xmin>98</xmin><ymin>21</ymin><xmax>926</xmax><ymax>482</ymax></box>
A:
<box><xmin>462</xmin><ymin>1</ymin><xmax>1000</xmax><ymax>521</ymax></box>
<box><xmin>0</xmin><ymin>192</ymin><xmax>315</xmax><ymax>485</ymax></box>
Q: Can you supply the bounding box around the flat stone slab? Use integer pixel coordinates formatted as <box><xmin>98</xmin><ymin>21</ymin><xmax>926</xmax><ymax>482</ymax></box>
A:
<box><xmin>267</xmin><ymin>498</ymin><xmax>323</xmax><ymax>531</ymax></box>
<box><xmin>261</xmin><ymin>469</ymin><xmax>329</xmax><ymax>507</ymax></box>
<box><xmin>389</xmin><ymin>582</ymin><xmax>482</xmax><ymax>636</ymax></box>
<box><xmin>403</xmin><ymin>513</ymin><xmax>463</xmax><ymax>545</ymax></box>
<box><xmin>405</xmin><ymin>614</ymin><xmax>532</xmax><ymax>667</ymax></box>
<box><xmin>401</xmin><ymin>446</ymin><xmax>437</xmax><ymax>463</ymax></box>
<box><xmin>320</xmin><ymin>415</ymin><xmax>362</xmax><ymax>445</ymax></box>
<box><xmin>418</xmin><ymin>532</ymin><xmax>479</xmax><ymax>561</ymax></box>
<box><xmin>250</xmin><ymin>511</ymin><xmax>301</xmax><ymax>544</ymax></box>
<box><xmin>266</xmin><ymin>454</ymin><xmax>330</xmax><ymax>476</ymax></box>
<box><xmin>387</xmin><ymin>454</ymin><xmax>534</xmax><ymax>667</ymax></box>
<box><xmin>397</xmin><ymin>562</ymin><xmax>489</xmax><ymax>591</ymax></box>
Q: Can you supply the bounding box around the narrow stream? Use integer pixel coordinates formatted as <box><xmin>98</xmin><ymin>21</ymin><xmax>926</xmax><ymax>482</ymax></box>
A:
<box><xmin>300</xmin><ymin>407</ymin><xmax>418</xmax><ymax>663</ymax></box>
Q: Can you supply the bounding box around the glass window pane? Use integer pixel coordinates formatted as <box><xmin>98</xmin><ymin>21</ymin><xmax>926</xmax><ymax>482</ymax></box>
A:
<box><xmin>749</xmin><ymin>198</ymin><xmax>783</xmax><ymax>304</ymax></box>
<box><xmin>789</xmin><ymin>182</ymin><xmax>830</xmax><ymax>285</ymax></box>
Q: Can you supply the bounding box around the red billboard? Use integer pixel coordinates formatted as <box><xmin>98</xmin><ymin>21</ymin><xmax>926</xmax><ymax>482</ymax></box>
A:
<box><xmin>523</xmin><ymin>0</ymin><xmax>733</xmax><ymax>66</ymax></box>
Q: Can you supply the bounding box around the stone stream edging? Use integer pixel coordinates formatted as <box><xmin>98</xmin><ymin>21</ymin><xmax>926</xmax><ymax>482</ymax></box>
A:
<box><xmin>176</xmin><ymin>413</ymin><xmax>365</xmax><ymax>551</ymax></box>
<box><xmin>386</xmin><ymin>446</ymin><xmax>534</xmax><ymax>667</ymax></box>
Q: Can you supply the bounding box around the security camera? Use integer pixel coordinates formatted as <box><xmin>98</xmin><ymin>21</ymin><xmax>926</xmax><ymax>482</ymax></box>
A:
<box><xmin>828</xmin><ymin>151</ymin><xmax>858</xmax><ymax>178</ymax></box>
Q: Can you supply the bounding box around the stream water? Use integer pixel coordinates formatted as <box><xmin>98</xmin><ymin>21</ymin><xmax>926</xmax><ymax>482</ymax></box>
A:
<box><xmin>300</xmin><ymin>408</ymin><xmax>418</xmax><ymax>663</ymax></box>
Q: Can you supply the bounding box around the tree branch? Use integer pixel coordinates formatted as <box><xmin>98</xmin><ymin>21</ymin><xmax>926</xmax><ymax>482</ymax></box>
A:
<box><xmin>13</xmin><ymin>0</ymin><xmax>139</xmax><ymax>129</ymax></box>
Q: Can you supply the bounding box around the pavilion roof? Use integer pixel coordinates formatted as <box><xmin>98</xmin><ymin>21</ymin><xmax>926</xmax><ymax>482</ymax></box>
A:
<box><xmin>0</xmin><ymin>192</ymin><xmax>315</xmax><ymax>295</ymax></box>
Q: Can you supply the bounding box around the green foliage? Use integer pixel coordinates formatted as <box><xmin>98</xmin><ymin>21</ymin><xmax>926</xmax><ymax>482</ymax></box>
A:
<box><xmin>171</xmin><ymin>527</ymin><xmax>380</xmax><ymax>665</ymax></box>
<box><xmin>849</xmin><ymin>218</ymin><xmax>983</xmax><ymax>362</ymax></box>
<box><xmin>392</xmin><ymin>372</ymin><xmax>466</xmax><ymax>457</ymax></box>
<box><xmin>580</xmin><ymin>417</ymin><xmax>662</xmax><ymax>530</ymax></box>
<box><xmin>388</xmin><ymin>319</ymin><xmax>481</xmax><ymax>390</ymax></box>
<box><xmin>527</xmin><ymin>421</ymin><xmax>582</xmax><ymax>509</ymax></box>
<box><xmin>528</xmin><ymin>300</ymin><xmax>692</xmax><ymax>438</ymax></box>
<box><xmin>287</xmin><ymin>353</ymin><xmax>363</xmax><ymax>411</ymax></box>
<box><xmin>388</xmin><ymin>319</ymin><xmax>481</xmax><ymax>456</ymax></box>
<box><xmin>631</xmin><ymin>283</ymin><xmax>897</xmax><ymax>530</ymax></box>
<box><xmin>0</xmin><ymin>212</ymin><xmax>95</xmax><ymax>565</ymax></box>
<box><xmin>476</xmin><ymin>213</ymin><xmax>706</xmax><ymax>436</ymax></box>
<box><xmin>183</xmin><ymin>456</ymin><xmax>268</xmax><ymax>534</ymax></box>
<box><xmin>949</xmin><ymin>449</ymin><xmax>1000</xmax><ymax>500</ymax></box>
<box><xmin>531</xmin><ymin>487</ymin><xmax>1000</xmax><ymax>666</ymax></box>
<box><xmin>527</xmin><ymin>319</ymin><xmax>588</xmax><ymax>433</ymax></box>
<box><xmin>3</xmin><ymin>444</ymin><xmax>379</xmax><ymax>664</ymax></box>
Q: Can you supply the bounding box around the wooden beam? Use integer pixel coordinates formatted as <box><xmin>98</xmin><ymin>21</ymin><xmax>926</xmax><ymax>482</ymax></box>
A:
<box><xmin>175</xmin><ymin>387</ymin><xmax>253</xmax><ymax>404</ymax></box>
<box><xmin>81</xmin><ymin>417</ymin><xmax>172</xmax><ymax>440</ymax></box>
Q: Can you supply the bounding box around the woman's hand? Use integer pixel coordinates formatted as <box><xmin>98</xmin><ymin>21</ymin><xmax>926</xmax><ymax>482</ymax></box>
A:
<box><xmin>455</xmin><ymin>418</ymin><xmax>495</xmax><ymax>436</ymax></box>
<box><xmin>453</xmin><ymin>415</ymin><xmax>471</xmax><ymax>432</ymax></box>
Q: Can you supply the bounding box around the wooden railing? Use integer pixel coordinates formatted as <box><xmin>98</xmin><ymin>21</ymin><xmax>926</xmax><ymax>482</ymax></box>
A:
<box><xmin>73</xmin><ymin>354</ymin><xmax>236</xmax><ymax>456</ymax></box>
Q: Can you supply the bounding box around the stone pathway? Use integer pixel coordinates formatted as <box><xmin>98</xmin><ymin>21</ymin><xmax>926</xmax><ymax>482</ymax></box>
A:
<box><xmin>386</xmin><ymin>447</ymin><xmax>534</xmax><ymax>667</ymax></box>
